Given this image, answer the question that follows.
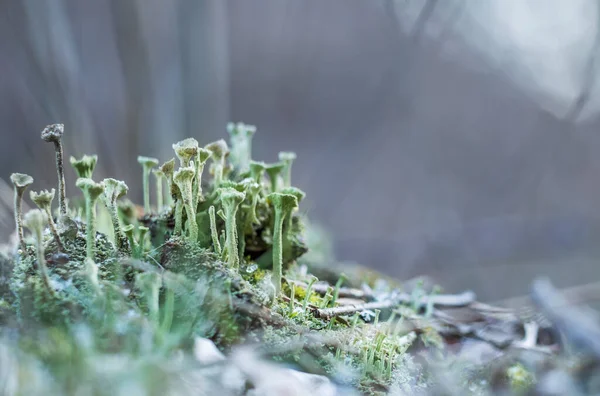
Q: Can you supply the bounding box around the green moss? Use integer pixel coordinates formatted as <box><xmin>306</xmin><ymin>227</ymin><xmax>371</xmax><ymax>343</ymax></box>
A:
<box><xmin>507</xmin><ymin>363</ymin><xmax>536</xmax><ymax>394</ymax></box>
<box><xmin>0</xmin><ymin>120</ymin><xmax>479</xmax><ymax>395</ymax></box>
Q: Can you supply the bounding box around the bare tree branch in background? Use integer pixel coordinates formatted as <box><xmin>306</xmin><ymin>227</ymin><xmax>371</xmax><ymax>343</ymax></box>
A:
<box><xmin>410</xmin><ymin>0</ymin><xmax>439</xmax><ymax>43</ymax></box>
<box><xmin>564</xmin><ymin>12</ymin><xmax>600</xmax><ymax>123</ymax></box>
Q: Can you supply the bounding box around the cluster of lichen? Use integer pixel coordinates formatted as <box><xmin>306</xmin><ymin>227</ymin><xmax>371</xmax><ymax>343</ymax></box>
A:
<box><xmin>1</xmin><ymin>121</ymin><xmax>435</xmax><ymax>394</ymax></box>
<box><xmin>4</xmin><ymin>121</ymin><xmax>311</xmax><ymax>331</ymax></box>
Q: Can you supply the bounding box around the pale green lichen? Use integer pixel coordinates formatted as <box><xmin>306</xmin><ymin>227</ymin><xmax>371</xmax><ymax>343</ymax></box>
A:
<box><xmin>267</xmin><ymin>192</ymin><xmax>298</xmax><ymax>293</ymax></box>
<box><xmin>217</xmin><ymin>187</ymin><xmax>245</xmax><ymax>268</ymax></box>
<box><xmin>209</xmin><ymin>205</ymin><xmax>222</xmax><ymax>256</ymax></box>
<box><xmin>249</xmin><ymin>160</ymin><xmax>266</xmax><ymax>185</ymax></box>
<box><xmin>70</xmin><ymin>154</ymin><xmax>98</xmax><ymax>179</ymax></box>
<box><xmin>137</xmin><ymin>156</ymin><xmax>159</xmax><ymax>213</ymax></box>
<box><xmin>152</xmin><ymin>168</ymin><xmax>165</xmax><ymax>211</ymax></box>
<box><xmin>193</xmin><ymin>148</ymin><xmax>211</xmax><ymax>206</ymax></box>
<box><xmin>278</xmin><ymin>151</ymin><xmax>296</xmax><ymax>188</ymax></box>
<box><xmin>172</xmin><ymin>138</ymin><xmax>199</xmax><ymax>167</ymax></box>
<box><xmin>173</xmin><ymin>166</ymin><xmax>197</xmax><ymax>242</ymax></box>
<box><xmin>23</xmin><ymin>209</ymin><xmax>53</xmax><ymax>294</ymax></box>
<box><xmin>0</xmin><ymin>118</ymin><xmax>474</xmax><ymax>395</ymax></box>
<box><xmin>75</xmin><ymin>178</ymin><xmax>105</xmax><ymax>260</ymax></box>
<box><xmin>205</xmin><ymin>140</ymin><xmax>229</xmax><ymax>187</ymax></box>
<box><xmin>101</xmin><ymin>178</ymin><xmax>129</xmax><ymax>252</ymax></box>
<box><xmin>265</xmin><ymin>162</ymin><xmax>285</xmax><ymax>193</ymax></box>
<box><xmin>227</xmin><ymin>122</ymin><xmax>256</xmax><ymax>172</ymax></box>
<box><xmin>30</xmin><ymin>188</ymin><xmax>63</xmax><ymax>250</ymax></box>
<box><xmin>159</xmin><ymin>158</ymin><xmax>176</xmax><ymax>206</ymax></box>
<box><xmin>10</xmin><ymin>173</ymin><xmax>34</xmax><ymax>252</ymax></box>
<box><xmin>41</xmin><ymin>123</ymin><xmax>67</xmax><ymax>217</ymax></box>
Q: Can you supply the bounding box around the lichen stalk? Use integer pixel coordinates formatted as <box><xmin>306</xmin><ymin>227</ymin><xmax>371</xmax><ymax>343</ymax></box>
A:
<box><xmin>278</xmin><ymin>151</ymin><xmax>297</xmax><ymax>188</ymax></box>
<box><xmin>174</xmin><ymin>197</ymin><xmax>184</xmax><ymax>236</ymax></box>
<box><xmin>265</xmin><ymin>163</ymin><xmax>285</xmax><ymax>193</ymax></box>
<box><xmin>23</xmin><ymin>210</ymin><xmax>53</xmax><ymax>294</ymax></box>
<box><xmin>10</xmin><ymin>173</ymin><xmax>33</xmax><ymax>252</ymax></box>
<box><xmin>41</xmin><ymin>124</ymin><xmax>67</xmax><ymax>217</ymax></box>
<box><xmin>218</xmin><ymin>188</ymin><xmax>245</xmax><ymax>268</ymax></box>
<box><xmin>267</xmin><ymin>192</ymin><xmax>298</xmax><ymax>293</ymax></box>
<box><xmin>123</xmin><ymin>225</ymin><xmax>138</xmax><ymax>258</ymax></box>
<box><xmin>227</xmin><ymin>122</ymin><xmax>256</xmax><ymax>172</ymax></box>
<box><xmin>173</xmin><ymin>166</ymin><xmax>197</xmax><ymax>242</ymax></box>
<box><xmin>76</xmin><ymin>178</ymin><xmax>105</xmax><ymax>260</ymax></box>
<box><xmin>280</xmin><ymin>187</ymin><xmax>305</xmax><ymax>260</ymax></box>
<box><xmin>85</xmin><ymin>193</ymin><xmax>96</xmax><ymax>259</ymax></box>
<box><xmin>249</xmin><ymin>161</ymin><xmax>266</xmax><ymax>185</ymax></box>
<box><xmin>159</xmin><ymin>158</ymin><xmax>176</xmax><ymax>207</ymax></box>
<box><xmin>205</xmin><ymin>140</ymin><xmax>229</xmax><ymax>187</ymax></box>
<box><xmin>136</xmin><ymin>272</ymin><xmax>162</xmax><ymax>325</ymax></box>
<box><xmin>138</xmin><ymin>226</ymin><xmax>149</xmax><ymax>257</ymax></box>
<box><xmin>14</xmin><ymin>184</ymin><xmax>24</xmax><ymax>251</ymax></box>
<box><xmin>138</xmin><ymin>156</ymin><xmax>159</xmax><ymax>214</ymax></box>
<box><xmin>193</xmin><ymin>148</ymin><xmax>211</xmax><ymax>207</ymax></box>
<box><xmin>30</xmin><ymin>189</ymin><xmax>63</xmax><ymax>251</ymax></box>
<box><xmin>241</xmin><ymin>179</ymin><xmax>262</xmax><ymax>228</ymax></box>
<box><xmin>209</xmin><ymin>205</ymin><xmax>222</xmax><ymax>255</ymax></box>
<box><xmin>102</xmin><ymin>179</ymin><xmax>129</xmax><ymax>252</ymax></box>
<box><xmin>152</xmin><ymin>169</ymin><xmax>164</xmax><ymax>211</ymax></box>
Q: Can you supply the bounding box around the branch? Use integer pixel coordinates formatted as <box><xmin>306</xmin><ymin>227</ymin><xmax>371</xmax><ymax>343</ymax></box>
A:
<box><xmin>312</xmin><ymin>290</ymin><xmax>476</xmax><ymax>320</ymax></box>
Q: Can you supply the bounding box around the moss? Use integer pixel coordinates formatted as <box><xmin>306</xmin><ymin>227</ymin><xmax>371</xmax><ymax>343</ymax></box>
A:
<box><xmin>507</xmin><ymin>363</ymin><xmax>536</xmax><ymax>394</ymax></box>
<box><xmin>0</xmin><ymin>120</ymin><xmax>485</xmax><ymax>395</ymax></box>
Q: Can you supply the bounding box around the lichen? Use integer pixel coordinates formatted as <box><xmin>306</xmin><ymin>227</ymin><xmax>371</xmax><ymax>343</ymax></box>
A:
<box><xmin>0</xmin><ymin>120</ymin><xmax>528</xmax><ymax>395</ymax></box>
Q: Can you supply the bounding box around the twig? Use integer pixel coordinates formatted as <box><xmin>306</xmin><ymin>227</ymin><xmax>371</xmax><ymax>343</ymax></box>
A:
<box><xmin>287</xmin><ymin>280</ymin><xmax>372</xmax><ymax>300</ymax></box>
<box><xmin>314</xmin><ymin>300</ymin><xmax>397</xmax><ymax>320</ymax></box>
<box><xmin>312</xmin><ymin>283</ymin><xmax>370</xmax><ymax>300</ymax></box>
<box><xmin>425</xmin><ymin>290</ymin><xmax>476</xmax><ymax>307</ymax></box>
<box><xmin>313</xmin><ymin>290</ymin><xmax>476</xmax><ymax>320</ymax></box>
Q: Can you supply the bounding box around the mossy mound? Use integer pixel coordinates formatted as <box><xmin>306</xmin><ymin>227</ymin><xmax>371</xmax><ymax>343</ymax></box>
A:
<box><xmin>0</xmin><ymin>121</ymin><xmax>580</xmax><ymax>395</ymax></box>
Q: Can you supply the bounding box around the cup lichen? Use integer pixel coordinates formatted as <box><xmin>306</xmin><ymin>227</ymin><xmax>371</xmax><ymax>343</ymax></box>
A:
<box><xmin>266</xmin><ymin>192</ymin><xmax>298</xmax><ymax>293</ymax></box>
<box><xmin>205</xmin><ymin>139</ymin><xmax>229</xmax><ymax>187</ymax></box>
<box><xmin>209</xmin><ymin>205</ymin><xmax>222</xmax><ymax>255</ymax></box>
<box><xmin>265</xmin><ymin>162</ymin><xmax>285</xmax><ymax>193</ymax></box>
<box><xmin>76</xmin><ymin>178</ymin><xmax>105</xmax><ymax>260</ymax></box>
<box><xmin>30</xmin><ymin>188</ymin><xmax>63</xmax><ymax>250</ymax></box>
<box><xmin>23</xmin><ymin>209</ymin><xmax>53</xmax><ymax>294</ymax></box>
<box><xmin>227</xmin><ymin>122</ymin><xmax>257</xmax><ymax>172</ymax></box>
<box><xmin>10</xmin><ymin>173</ymin><xmax>34</xmax><ymax>252</ymax></box>
<box><xmin>172</xmin><ymin>138</ymin><xmax>199</xmax><ymax>167</ymax></box>
<box><xmin>173</xmin><ymin>165</ymin><xmax>198</xmax><ymax>242</ymax></box>
<box><xmin>159</xmin><ymin>158</ymin><xmax>176</xmax><ymax>206</ymax></box>
<box><xmin>70</xmin><ymin>154</ymin><xmax>98</xmax><ymax>179</ymax></box>
<box><xmin>102</xmin><ymin>178</ymin><xmax>129</xmax><ymax>253</ymax></box>
<box><xmin>193</xmin><ymin>147</ymin><xmax>212</xmax><ymax>207</ymax></box>
<box><xmin>217</xmin><ymin>187</ymin><xmax>246</xmax><ymax>268</ymax></box>
<box><xmin>138</xmin><ymin>156</ymin><xmax>159</xmax><ymax>213</ymax></box>
<box><xmin>278</xmin><ymin>151</ymin><xmax>297</xmax><ymax>188</ymax></box>
<box><xmin>152</xmin><ymin>169</ymin><xmax>165</xmax><ymax>211</ymax></box>
<box><xmin>41</xmin><ymin>123</ymin><xmax>68</xmax><ymax>217</ymax></box>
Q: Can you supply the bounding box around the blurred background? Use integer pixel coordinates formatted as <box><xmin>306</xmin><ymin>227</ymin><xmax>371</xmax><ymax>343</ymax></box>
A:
<box><xmin>2</xmin><ymin>0</ymin><xmax>600</xmax><ymax>301</ymax></box>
